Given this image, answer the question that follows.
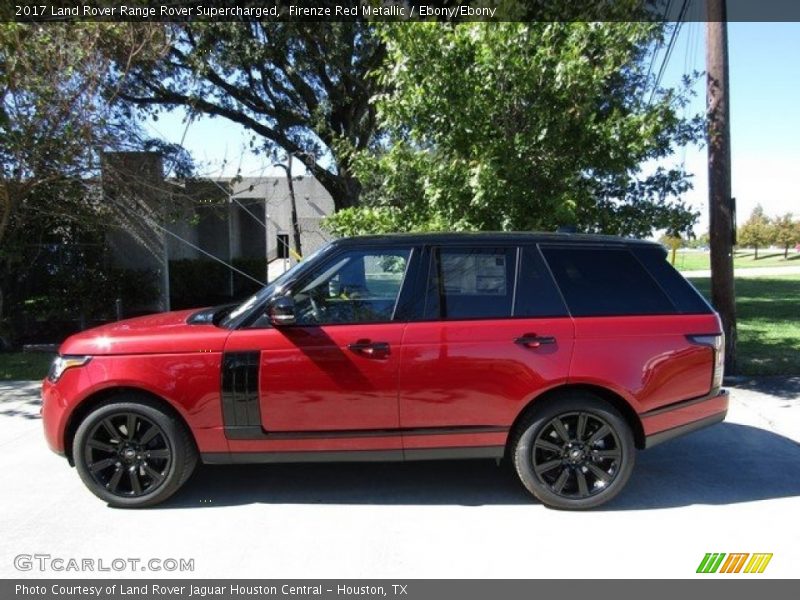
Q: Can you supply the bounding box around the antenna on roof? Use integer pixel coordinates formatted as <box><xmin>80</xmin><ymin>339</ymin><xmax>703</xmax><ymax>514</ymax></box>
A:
<box><xmin>556</xmin><ymin>225</ymin><xmax>577</xmax><ymax>234</ymax></box>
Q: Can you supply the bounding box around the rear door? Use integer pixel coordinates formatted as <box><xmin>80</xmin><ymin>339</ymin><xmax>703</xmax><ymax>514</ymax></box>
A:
<box><xmin>398</xmin><ymin>245</ymin><xmax>575</xmax><ymax>440</ymax></box>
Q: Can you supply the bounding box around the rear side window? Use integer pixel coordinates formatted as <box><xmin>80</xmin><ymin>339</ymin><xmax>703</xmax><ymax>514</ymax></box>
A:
<box><xmin>540</xmin><ymin>246</ymin><xmax>676</xmax><ymax>317</ymax></box>
<box><xmin>515</xmin><ymin>246</ymin><xmax>569</xmax><ymax>317</ymax></box>
<box><xmin>634</xmin><ymin>247</ymin><xmax>713</xmax><ymax>314</ymax></box>
<box><xmin>424</xmin><ymin>247</ymin><xmax>516</xmax><ymax>319</ymax></box>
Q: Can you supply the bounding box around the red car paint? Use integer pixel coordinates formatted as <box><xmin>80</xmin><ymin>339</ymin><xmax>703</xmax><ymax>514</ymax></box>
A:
<box><xmin>42</xmin><ymin>233</ymin><xmax>728</xmax><ymax>484</ymax></box>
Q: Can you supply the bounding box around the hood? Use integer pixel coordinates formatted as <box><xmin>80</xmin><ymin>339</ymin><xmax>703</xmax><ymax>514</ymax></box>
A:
<box><xmin>59</xmin><ymin>310</ymin><xmax>231</xmax><ymax>356</ymax></box>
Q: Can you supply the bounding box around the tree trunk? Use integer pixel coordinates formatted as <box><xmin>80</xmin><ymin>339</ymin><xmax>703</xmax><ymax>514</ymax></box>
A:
<box><xmin>285</xmin><ymin>157</ymin><xmax>303</xmax><ymax>258</ymax></box>
<box><xmin>754</xmin><ymin>245</ymin><xmax>758</xmax><ymax>260</ymax></box>
<box><xmin>785</xmin><ymin>245</ymin><xmax>789</xmax><ymax>259</ymax></box>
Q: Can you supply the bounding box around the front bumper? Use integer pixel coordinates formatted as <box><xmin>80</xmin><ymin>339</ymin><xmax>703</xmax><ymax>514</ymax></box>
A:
<box><xmin>642</xmin><ymin>389</ymin><xmax>729</xmax><ymax>449</ymax></box>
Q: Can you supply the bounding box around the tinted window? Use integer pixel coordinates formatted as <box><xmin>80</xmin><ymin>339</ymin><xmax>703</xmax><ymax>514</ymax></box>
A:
<box><xmin>424</xmin><ymin>247</ymin><xmax>516</xmax><ymax>319</ymax></box>
<box><xmin>515</xmin><ymin>246</ymin><xmax>569</xmax><ymax>317</ymax></box>
<box><xmin>291</xmin><ymin>247</ymin><xmax>410</xmax><ymax>325</ymax></box>
<box><xmin>634</xmin><ymin>247</ymin><xmax>713</xmax><ymax>314</ymax></box>
<box><xmin>540</xmin><ymin>246</ymin><xmax>676</xmax><ymax>316</ymax></box>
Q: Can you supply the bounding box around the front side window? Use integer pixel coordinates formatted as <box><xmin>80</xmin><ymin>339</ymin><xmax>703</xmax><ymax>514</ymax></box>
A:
<box><xmin>291</xmin><ymin>247</ymin><xmax>411</xmax><ymax>325</ymax></box>
<box><xmin>424</xmin><ymin>247</ymin><xmax>516</xmax><ymax>320</ymax></box>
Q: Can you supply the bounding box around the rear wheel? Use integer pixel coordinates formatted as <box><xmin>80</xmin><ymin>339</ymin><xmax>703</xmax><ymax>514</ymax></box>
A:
<box><xmin>512</xmin><ymin>393</ymin><xmax>635</xmax><ymax>509</ymax></box>
<box><xmin>73</xmin><ymin>396</ymin><xmax>197</xmax><ymax>508</ymax></box>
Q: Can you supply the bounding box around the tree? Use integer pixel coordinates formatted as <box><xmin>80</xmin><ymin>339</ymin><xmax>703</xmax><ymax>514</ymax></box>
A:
<box><xmin>658</xmin><ymin>233</ymin><xmax>684</xmax><ymax>265</ymax></box>
<box><xmin>325</xmin><ymin>22</ymin><xmax>702</xmax><ymax>237</ymax></box>
<box><xmin>687</xmin><ymin>231</ymin><xmax>710</xmax><ymax>249</ymax></box>
<box><xmin>113</xmin><ymin>20</ymin><xmax>385</xmax><ymax>211</ymax></box>
<box><xmin>771</xmin><ymin>213</ymin><xmax>800</xmax><ymax>259</ymax></box>
<box><xmin>0</xmin><ymin>22</ymin><xmax>172</xmax><ymax>338</ymax></box>
<box><xmin>737</xmin><ymin>205</ymin><xmax>773</xmax><ymax>259</ymax></box>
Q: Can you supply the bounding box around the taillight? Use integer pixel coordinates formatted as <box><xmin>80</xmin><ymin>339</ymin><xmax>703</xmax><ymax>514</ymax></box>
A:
<box><xmin>687</xmin><ymin>333</ymin><xmax>724</xmax><ymax>392</ymax></box>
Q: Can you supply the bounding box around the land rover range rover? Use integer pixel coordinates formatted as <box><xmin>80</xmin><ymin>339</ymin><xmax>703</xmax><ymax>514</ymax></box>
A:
<box><xmin>41</xmin><ymin>233</ymin><xmax>728</xmax><ymax>509</ymax></box>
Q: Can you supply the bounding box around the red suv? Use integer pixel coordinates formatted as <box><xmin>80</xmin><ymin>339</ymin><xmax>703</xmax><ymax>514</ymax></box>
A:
<box><xmin>41</xmin><ymin>233</ymin><xmax>727</xmax><ymax>509</ymax></box>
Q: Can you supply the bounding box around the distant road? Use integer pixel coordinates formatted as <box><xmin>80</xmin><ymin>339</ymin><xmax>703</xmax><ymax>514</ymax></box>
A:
<box><xmin>682</xmin><ymin>265</ymin><xmax>800</xmax><ymax>278</ymax></box>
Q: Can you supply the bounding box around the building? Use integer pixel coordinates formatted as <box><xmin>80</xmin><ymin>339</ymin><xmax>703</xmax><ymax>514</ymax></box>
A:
<box><xmin>102</xmin><ymin>152</ymin><xmax>335</xmax><ymax>310</ymax></box>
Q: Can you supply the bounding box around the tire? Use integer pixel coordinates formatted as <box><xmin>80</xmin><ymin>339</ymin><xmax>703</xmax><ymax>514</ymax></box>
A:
<box><xmin>73</xmin><ymin>395</ymin><xmax>198</xmax><ymax>508</ymax></box>
<box><xmin>511</xmin><ymin>392</ymin><xmax>635</xmax><ymax>510</ymax></box>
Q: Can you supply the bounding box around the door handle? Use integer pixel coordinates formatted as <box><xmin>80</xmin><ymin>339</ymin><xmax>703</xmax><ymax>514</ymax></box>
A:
<box><xmin>514</xmin><ymin>334</ymin><xmax>556</xmax><ymax>348</ymax></box>
<box><xmin>347</xmin><ymin>340</ymin><xmax>391</xmax><ymax>357</ymax></box>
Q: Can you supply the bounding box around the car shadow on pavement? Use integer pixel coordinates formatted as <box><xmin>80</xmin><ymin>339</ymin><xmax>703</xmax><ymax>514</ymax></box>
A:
<box><xmin>163</xmin><ymin>422</ymin><xmax>800</xmax><ymax>510</ymax></box>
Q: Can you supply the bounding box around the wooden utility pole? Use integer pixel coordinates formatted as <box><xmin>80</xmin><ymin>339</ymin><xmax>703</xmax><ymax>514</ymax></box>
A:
<box><xmin>707</xmin><ymin>0</ymin><xmax>737</xmax><ymax>373</ymax></box>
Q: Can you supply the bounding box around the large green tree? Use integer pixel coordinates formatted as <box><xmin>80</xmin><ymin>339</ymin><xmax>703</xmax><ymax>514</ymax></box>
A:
<box><xmin>325</xmin><ymin>22</ymin><xmax>703</xmax><ymax>238</ymax></box>
<box><xmin>113</xmin><ymin>20</ymin><xmax>385</xmax><ymax>211</ymax></box>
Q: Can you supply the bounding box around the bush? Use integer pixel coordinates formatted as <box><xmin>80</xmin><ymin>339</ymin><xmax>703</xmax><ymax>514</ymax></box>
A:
<box><xmin>169</xmin><ymin>258</ymin><xmax>267</xmax><ymax>309</ymax></box>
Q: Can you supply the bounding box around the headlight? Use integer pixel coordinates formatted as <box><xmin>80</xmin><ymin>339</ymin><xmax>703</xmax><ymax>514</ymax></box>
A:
<box><xmin>47</xmin><ymin>355</ymin><xmax>91</xmax><ymax>382</ymax></box>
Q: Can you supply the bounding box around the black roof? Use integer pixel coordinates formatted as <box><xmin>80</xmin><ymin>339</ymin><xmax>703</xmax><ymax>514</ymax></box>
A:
<box><xmin>331</xmin><ymin>231</ymin><xmax>662</xmax><ymax>248</ymax></box>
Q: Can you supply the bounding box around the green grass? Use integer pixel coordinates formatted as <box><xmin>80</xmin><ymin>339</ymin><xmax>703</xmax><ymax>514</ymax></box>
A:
<box><xmin>692</xmin><ymin>275</ymin><xmax>800</xmax><ymax>376</ymax></box>
<box><xmin>674</xmin><ymin>249</ymin><xmax>800</xmax><ymax>272</ymax></box>
<box><xmin>0</xmin><ymin>352</ymin><xmax>53</xmax><ymax>381</ymax></box>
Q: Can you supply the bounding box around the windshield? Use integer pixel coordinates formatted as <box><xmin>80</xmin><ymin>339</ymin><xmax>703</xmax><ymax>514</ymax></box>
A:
<box><xmin>219</xmin><ymin>242</ymin><xmax>333</xmax><ymax>328</ymax></box>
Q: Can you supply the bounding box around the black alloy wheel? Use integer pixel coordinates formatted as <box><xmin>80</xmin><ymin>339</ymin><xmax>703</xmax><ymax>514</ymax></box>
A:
<box><xmin>512</xmin><ymin>393</ymin><xmax>635</xmax><ymax>509</ymax></box>
<box><xmin>73</xmin><ymin>396</ymin><xmax>197</xmax><ymax>508</ymax></box>
<box><xmin>532</xmin><ymin>411</ymin><xmax>622</xmax><ymax>499</ymax></box>
<box><xmin>83</xmin><ymin>412</ymin><xmax>171</xmax><ymax>497</ymax></box>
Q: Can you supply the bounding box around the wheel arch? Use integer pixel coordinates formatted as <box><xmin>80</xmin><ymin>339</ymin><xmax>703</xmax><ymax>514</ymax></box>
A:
<box><xmin>63</xmin><ymin>386</ymin><xmax>197</xmax><ymax>466</ymax></box>
<box><xmin>507</xmin><ymin>383</ymin><xmax>645</xmax><ymax>455</ymax></box>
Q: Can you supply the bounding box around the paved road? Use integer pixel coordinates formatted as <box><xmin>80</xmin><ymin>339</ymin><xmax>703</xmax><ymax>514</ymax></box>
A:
<box><xmin>1</xmin><ymin>378</ymin><xmax>798</xmax><ymax>579</ymax></box>
<box><xmin>682</xmin><ymin>265</ymin><xmax>800</xmax><ymax>278</ymax></box>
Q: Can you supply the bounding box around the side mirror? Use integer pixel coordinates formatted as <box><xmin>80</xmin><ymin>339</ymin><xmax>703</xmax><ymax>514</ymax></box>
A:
<box><xmin>267</xmin><ymin>296</ymin><xmax>296</xmax><ymax>326</ymax></box>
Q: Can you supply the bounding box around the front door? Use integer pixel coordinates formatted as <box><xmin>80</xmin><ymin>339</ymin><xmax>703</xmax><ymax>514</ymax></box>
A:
<box><xmin>225</xmin><ymin>245</ymin><xmax>414</xmax><ymax>433</ymax></box>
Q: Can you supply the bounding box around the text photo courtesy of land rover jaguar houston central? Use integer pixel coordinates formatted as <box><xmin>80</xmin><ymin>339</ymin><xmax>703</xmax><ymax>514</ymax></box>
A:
<box><xmin>41</xmin><ymin>233</ymin><xmax>728</xmax><ymax>509</ymax></box>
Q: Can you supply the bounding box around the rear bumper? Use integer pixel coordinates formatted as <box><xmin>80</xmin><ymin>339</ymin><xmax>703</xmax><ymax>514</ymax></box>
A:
<box><xmin>642</xmin><ymin>389</ymin><xmax>729</xmax><ymax>449</ymax></box>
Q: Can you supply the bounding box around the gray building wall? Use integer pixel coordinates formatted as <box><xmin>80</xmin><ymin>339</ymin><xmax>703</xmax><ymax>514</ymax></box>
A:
<box><xmin>103</xmin><ymin>152</ymin><xmax>335</xmax><ymax>309</ymax></box>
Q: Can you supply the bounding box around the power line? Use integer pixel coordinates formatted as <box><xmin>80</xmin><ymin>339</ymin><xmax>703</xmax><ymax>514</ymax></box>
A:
<box><xmin>643</xmin><ymin>0</ymin><xmax>674</xmax><ymax>92</ymax></box>
<box><xmin>649</xmin><ymin>0</ymin><xmax>691</xmax><ymax>105</ymax></box>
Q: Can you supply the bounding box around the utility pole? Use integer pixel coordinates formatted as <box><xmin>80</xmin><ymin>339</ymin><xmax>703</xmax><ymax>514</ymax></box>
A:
<box><xmin>706</xmin><ymin>0</ymin><xmax>737</xmax><ymax>373</ymax></box>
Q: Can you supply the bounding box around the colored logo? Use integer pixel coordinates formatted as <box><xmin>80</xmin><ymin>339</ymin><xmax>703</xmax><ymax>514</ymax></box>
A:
<box><xmin>696</xmin><ymin>553</ymin><xmax>773</xmax><ymax>574</ymax></box>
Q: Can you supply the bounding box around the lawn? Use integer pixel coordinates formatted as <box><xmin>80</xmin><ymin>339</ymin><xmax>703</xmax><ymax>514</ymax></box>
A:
<box><xmin>0</xmin><ymin>352</ymin><xmax>53</xmax><ymax>381</ymax></box>
<box><xmin>691</xmin><ymin>275</ymin><xmax>800</xmax><ymax>376</ymax></box>
<box><xmin>674</xmin><ymin>249</ymin><xmax>800</xmax><ymax>272</ymax></box>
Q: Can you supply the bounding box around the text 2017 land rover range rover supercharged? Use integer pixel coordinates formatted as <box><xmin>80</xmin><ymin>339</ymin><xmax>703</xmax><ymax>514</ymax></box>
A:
<box><xmin>42</xmin><ymin>233</ymin><xmax>727</xmax><ymax>509</ymax></box>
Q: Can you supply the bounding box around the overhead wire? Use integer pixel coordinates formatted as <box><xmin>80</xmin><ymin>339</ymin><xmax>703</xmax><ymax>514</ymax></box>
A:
<box><xmin>649</xmin><ymin>0</ymin><xmax>691</xmax><ymax>105</ymax></box>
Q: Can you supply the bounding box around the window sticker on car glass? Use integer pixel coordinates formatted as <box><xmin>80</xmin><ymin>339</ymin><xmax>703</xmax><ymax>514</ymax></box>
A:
<box><xmin>441</xmin><ymin>252</ymin><xmax>507</xmax><ymax>296</ymax></box>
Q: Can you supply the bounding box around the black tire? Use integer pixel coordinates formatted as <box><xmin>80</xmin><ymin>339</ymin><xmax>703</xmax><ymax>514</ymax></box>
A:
<box><xmin>73</xmin><ymin>395</ymin><xmax>197</xmax><ymax>508</ymax></box>
<box><xmin>511</xmin><ymin>392</ymin><xmax>635</xmax><ymax>510</ymax></box>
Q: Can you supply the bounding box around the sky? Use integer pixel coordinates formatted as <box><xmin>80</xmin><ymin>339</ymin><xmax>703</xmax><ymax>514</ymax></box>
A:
<box><xmin>145</xmin><ymin>21</ymin><xmax>800</xmax><ymax>235</ymax></box>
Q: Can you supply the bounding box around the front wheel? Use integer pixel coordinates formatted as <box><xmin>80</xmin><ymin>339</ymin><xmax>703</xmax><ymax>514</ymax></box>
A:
<box><xmin>73</xmin><ymin>396</ymin><xmax>197</xmax><ymax>508</ymax></box>
<box><xmin>512</xmin><ymin>394</ymin><xmax>635</xmax><ymax>510</ymax></box>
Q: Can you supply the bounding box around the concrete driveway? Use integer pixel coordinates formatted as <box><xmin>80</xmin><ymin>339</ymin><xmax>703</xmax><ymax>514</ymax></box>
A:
<box><xmin>1</xmin><ymin>378</ymin><xmax>798</xmax><ymax>579</ymax></box>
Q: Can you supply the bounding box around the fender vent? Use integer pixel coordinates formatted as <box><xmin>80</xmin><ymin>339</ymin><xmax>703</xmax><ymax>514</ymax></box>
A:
<box><xmin>221</xmin><ymin>352</ymin><xmax>261</xmax><ymax>431</ymax></box>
